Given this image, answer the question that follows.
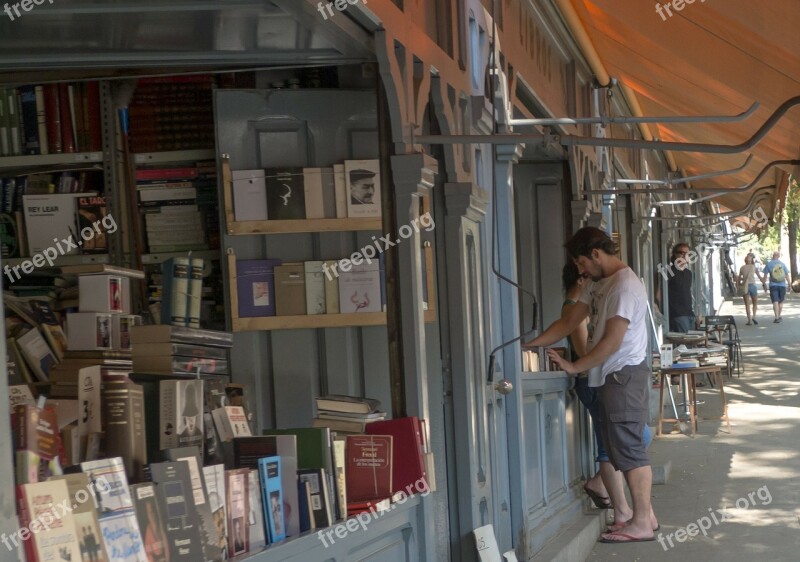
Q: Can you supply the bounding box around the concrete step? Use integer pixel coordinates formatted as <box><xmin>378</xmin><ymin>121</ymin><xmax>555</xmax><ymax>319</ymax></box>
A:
<box><xmin>528</xmin><ymin>509</ymin><xmax>606</xmax><ymax>562</ymax></box>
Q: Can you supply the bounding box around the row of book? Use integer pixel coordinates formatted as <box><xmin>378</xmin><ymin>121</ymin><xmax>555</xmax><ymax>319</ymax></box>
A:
<box><xmin>230</xmin><ymin>159</ymin><xmax>382</xmax><ymax>222</ymax></box>
<box><xmin>0</xmin><ymin>81</ymin><xmax>103</xmax><ymax>157</ymax></box>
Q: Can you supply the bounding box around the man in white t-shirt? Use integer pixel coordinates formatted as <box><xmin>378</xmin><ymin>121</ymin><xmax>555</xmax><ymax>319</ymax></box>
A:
<box><xmin>527</xmin><ymin>227</ymin><xmax>657</xmax><ymax>544</ymax></box>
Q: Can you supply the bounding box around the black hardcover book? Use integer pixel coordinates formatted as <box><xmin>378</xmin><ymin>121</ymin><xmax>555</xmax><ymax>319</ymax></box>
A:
<box><xmin>265</xmin><ymin>168</ymin><xmax>305</xmax><ymax>220</ymax></box>
<box><xmin>19</xmin><ymin>86</ymin><xmax>40</xmax><ymax>155</ymax></box>
<box><xmin>149</xmin><ymin>461</ymin><xmax>206</xmax><ymax>560</ymax></box>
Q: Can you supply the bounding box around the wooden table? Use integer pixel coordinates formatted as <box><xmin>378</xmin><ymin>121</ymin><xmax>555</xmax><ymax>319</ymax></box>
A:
<box><xmin>657</xmin><ymin>365</ymin><xmax>731</xmax><ymax>438</ymax></box>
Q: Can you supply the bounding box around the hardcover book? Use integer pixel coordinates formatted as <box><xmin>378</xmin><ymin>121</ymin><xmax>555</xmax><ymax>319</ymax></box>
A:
<box><xmin>274</xmin><ymin>263</ymin><xmax>307</xmax><ymax>316</ymax></box>
<box><xmin>16</xmin><ymin>479</ymin><xmax>83</xmax><ymax>562</ymax></box>
<box><xmin>160</xmin><ymin>380</ymin><xmax>204</xmax><ymax>453</ymax></box>
<box><xmin>366</xmin><ymin>417</ymin><xmax>428</xmax><ymax>496</ymax></box>
<box><xmin>297</xmin><ymin>468</ymin><xmax>332</xmax><ymax>529</ymax></box>
<box><xmin>187</xmin><ymin>257</ymin><xmax>204</xmax><ymax>329</ymax></box>
<box><xmin>202</xmin><ymin>464</ymin><xmax>228</xmax><ymax>559</ymax></box>
<box><xmin>338</xmin><ymin>263</ymin><xmax>382</xmax><ymax>313</ymax></box>
<box><xmin>22</xmin><ymin>193</ymin><xmax>82</xmax><ymax>254</ymax></box>
<box><xmin>102</xmin><ymin>379</ymin><xmax>147</xmax><ymax>483</ymax></box>
<box><xmin>247</xmin><ymin>469</ymin><xmax>266</xmax><ymax>550</ymax></box>
<box><xmin>161</xmin><ymin>257</ymin><xmax>190</xmax><ymax>326</ymax></box>
<box><xmin>130</xmin><ymin>483</ymin><xmax>170</xmax><ymax>562</ymax></box>
<box><xmin>13</xmin><ymin>403</ymin><xmax>62</xmax><ymax>484</ymax></box>
<box><xmin>344</xmin><ymin>159</ymin><xmax>381</xmax><ymax>218</ymax></box>
<box><xmin>345</xmin><ymin>434</ymin><xmax>393</xmax><ymax>502</ymax></box>
<box><xmin>149</xmin><ymin>461</ymin><xmax>205</xmax><ymax>560</ymax></box>
<box><xmin>265</xmin><ymin>168</ymin><xmax>305</xmax><ymax>220</ymax></box>
<box><xmin>258</xmin><ymin>456</ymin><xmax>286</xmax><ymax>544</ymax></box>
<box><xmin>225</xmin><ymin>468</ymin><xmax>250</xmax><ymax>557</ymax></box>
<box><xmin>304</xmin><ymin>261</ymin><xmax>326</xmax><ymax>315</ymax></box>
<box><xmin>236</xmin><ymin>259</ymin><xmax>282</xmax><ymax>318</ymax></box>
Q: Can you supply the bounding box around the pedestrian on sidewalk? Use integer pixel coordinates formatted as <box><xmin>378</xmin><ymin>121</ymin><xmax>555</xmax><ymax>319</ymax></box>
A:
<box><xmin>528</xmin><ymin>227</ymin><xmax>658</xmax><ymax>544</ymax></box>
<box><xmin>763</xmin><ymin>251</ymin><xmax>792</xmax><ymax>323</ymax></box>
<box><xmin>738</xmin><ymin>253</ymin><xmax>766</xmax><ymax>325</ymax></box>
<box><xmin>667</xmin><ymin>243</ymin><xmax>695</xmax><ymax>333</ymax></box>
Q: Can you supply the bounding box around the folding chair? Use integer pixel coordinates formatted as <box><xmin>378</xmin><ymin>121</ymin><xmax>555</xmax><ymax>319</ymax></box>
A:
<box><xmin>705</xmin><ymin>315</ymin><xmax>743</xmax><ymax>377</ymax></box>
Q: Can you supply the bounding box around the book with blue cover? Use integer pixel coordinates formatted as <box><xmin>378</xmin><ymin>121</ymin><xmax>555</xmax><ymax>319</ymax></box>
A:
<box><xmin>236</xmin><ymin>259</ymin><xmax>282</xmax><ymax>317</ymax></box>
<box><xmin>258</xmin><ymin>456</ymin><xmax>286</xmax><ymax>544</ymax></box>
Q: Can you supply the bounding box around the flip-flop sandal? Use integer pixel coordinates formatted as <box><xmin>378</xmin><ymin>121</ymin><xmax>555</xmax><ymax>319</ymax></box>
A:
<box><xmin>599</xmin><ymin>532</ymin><xmax>656</xmax><ymax>544</ymax></box>
<box><xmin>606</xmin><ymin>521</ymin><xmax>660</xmax><ymax>533</ymax></box>
<box><xmin>583</xmin><ymin>485</ymin><xmax>612</xmax><ymax>509</ymax></box>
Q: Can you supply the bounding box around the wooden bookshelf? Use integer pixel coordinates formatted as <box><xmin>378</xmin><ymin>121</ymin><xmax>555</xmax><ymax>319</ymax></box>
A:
<box><xmin>226</xmin><ymin>217</ymin><xmax>382</xmax><ymax>235</ymax></box>
<box><xmin>0</xmin><ymin>151</ymin><xmax>103</xmax><ymax>169</ymax></box>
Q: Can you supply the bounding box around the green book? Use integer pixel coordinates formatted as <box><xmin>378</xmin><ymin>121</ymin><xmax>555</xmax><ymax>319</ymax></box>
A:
<box><xmin>262</xmin><ymin>427</ymin><xmax>331</xmax><ymax>471</ymax></box>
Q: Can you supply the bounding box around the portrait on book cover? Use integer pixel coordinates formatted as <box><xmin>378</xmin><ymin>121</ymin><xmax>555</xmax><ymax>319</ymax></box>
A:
<box><xmin>95</xmin><ymin>316</ymin><xmax>111</xmax><ymax>348</ymax></box>
<box><xmin>252</xmin><ymin>281</ymin><xmax>269</xmax><ymax>307</ymax></box>
<box><xmin>345</xmin><ymin>160</ymin><xmax>381</xmax><ymax>218</ymax></box>
<box><xmin>269</xmin><ymin>490</ymin><xmax>285</xmax><ymax>540</ymax></box>
<box><xmin>178</xmin><ymin>381</ymin><xmax>203</xmax><ymax>445</ymax></box>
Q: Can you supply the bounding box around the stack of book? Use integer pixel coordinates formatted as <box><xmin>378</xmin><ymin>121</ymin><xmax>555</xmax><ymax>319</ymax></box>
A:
<box><xmin>48</xmin><ymin>350</ymin><xmax>132</xmax><ymax>398</ymax></box>
<box><xmin>4</xmin><ymin>293</ymin><xmax>68</xmax><ymax>384</ymax></box>
<box><xmin>311</xmin><ymin>394</ymin><xmax>386</xmax><ymax>434</ymax></box>
<box><xmin>130</xmin><ymin>324</ymin><xmax>232</xmax><ymax>376</ymax></box>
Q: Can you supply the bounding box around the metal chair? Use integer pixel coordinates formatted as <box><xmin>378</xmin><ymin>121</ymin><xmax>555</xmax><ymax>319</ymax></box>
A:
<box><xmin>704</xmin><ymin>315</ymin><xmax>743</xmax><ymax>377</ymax></box>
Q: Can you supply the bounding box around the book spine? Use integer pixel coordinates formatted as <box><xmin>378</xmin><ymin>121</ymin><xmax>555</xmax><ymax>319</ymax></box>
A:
<box><xmin>16</xmin><ymin>485</ymin><xmax>40</xmax><ymax>562</ymax></box>
<box><xmin>34</xmin><ymin>86</ymin><xmax>48</xmax><ymax>155</ymax></box>
<box><xmin>19</xmin><ymin>86</ymin><xmax>39</xmax><ymax>155</ymax></box>
<box><xmin>188</xmin><ymin>258</ymin><xmax>203</xmax><ymax>329</ymax></box>
<box><xmin>58</xmin><ymin>84</ymin><xmax>75</xmax><ymax>153</ymax></box>
<box><xmin>0</xmin><ymin>88</ymin><xmax>9</xmax><ymax>156</ymax></box>
<box><xmin>11</xmin><ymin>90</ymin><xmax>22</xmax><ymax>155</ymax></box>
<box><xmin>170</xmin><ymin>258</ymin><xmax>190</xmax><ymax>326</ymax></box>
<box><xmin>42</xmin><ymin>84</ymin><xmax>62</xmax><ymax>154</ymax></box>
<box><xmin>159</xmin><ymin>383</ymin><xmax>177</xmax><ymax>449</ymax></box>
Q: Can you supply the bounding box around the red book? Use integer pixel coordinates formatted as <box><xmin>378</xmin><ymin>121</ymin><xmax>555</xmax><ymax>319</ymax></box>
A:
<box><xmin>85</xmin><ymin>81</ymin><xmax>103</xmax><ymax>151</ymax></box>
<box><xmin>345</xmin><ymin>434</ymin><xmax>393</xmax><ymax>502</ymax></box>
<box><xmin>42</xmin><ymin>84</ymin><xmax>62</xmax><ymax>153</ymax></box>
<box><xmin>366</xmin><ymin>416</ymin><xmax>427</xmax><ymax>495</ymax></box>
<box><xmin>135</xmin><ymin>167</ymin><xmax>199</xmax><ymax>181</ymax></box>
<box><xmin>57</xmin><ymin>83</ymin><xmax>76</xmax><ymax>153</ymax></box>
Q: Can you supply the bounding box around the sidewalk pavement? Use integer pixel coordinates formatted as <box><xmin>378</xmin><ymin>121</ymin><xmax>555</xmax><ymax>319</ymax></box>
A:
<box><xmin>587</xmin><ymin>294</ymin><xmax>800</xmax><ymax>561</ymax></box>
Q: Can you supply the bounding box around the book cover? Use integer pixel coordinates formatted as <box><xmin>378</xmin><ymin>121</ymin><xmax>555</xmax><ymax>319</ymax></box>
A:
<box><xmin>77</xmin><ymin>367</ymin><xmax>102</xmax><ymax>450</ymax></box>
<box><xmin>78</xmin><ymin>195</ymin><xmax>109</xmax><ymax>253</ymax></box>
<box><xmin>316</xmin><ymin>394</ymin><xmax>382</xmax><ymax>415</ymax></box>
<box><xmin>130</xmin><ymin>483</ymin><xmax>170</xmax><ymax>562</ymax></box>
<box><xmin>297</xmin><ymin>479</ymin><xmax>314</xmax><ymax>532</ymax></box>
<box><xmin>345</xmin><ymin>434</ymin><xmax>393</xmax><ymax>502</ymax></box>
<box><xmin>302</xmin><ymin>168</ymin><xmax>326</xmax><ymax>219</ymax></box>
<box><xmin>162</xmin><ymin>447</ymin><xmax>223</xmax><ymax>562</ymax></box>
<box><xmin>344</xmin><ymin>160</ymin><xmax>381</xmax><ymax>218</ymax></box>
<box><xmin>161</xmin><ymin>258</ymin><xmax>190</xmax><ymax>327</ymax></box>
<box><xmin>66</xmin><ymin>312</ymin><xmax>113</xmax><ymax>351</ymax></box>
<box><xmin>232</xmin><ymin>170</ymin><xmax>268</xmax><ymax>221</ymax></box>
<box><xmin>333</xmin><ymin>164</ymin><xmax>347</xmax><ymax>218</ymax></box>
<box><xmin>258</xmin><ymin>456</ymin><xmax>286</xmax><ymax>544</ymax></box>
<box><xmin>247</xmin><ymin>469</ymin><xmax>266</xmax><ymax>550</ymax></box>
<box><xmin>42</xmin><ymin>83</ymin><xmax>62</xmax><ymax>153</ymax></box>
<box><xmin>366</xmin><ymin>417</ymin><xmax>427</xmax><ymax>495</ymax></box>
<box><xmin>34</xmin><ymin>85</ymin><xmax>48</xmax><ymax>154</ymax></box>
<box><xmin>58</xmin><ymin>83</ymin><xmax>75</xmax><ymax>153</ymax></box>
<box><xmin>338</xmin><ymin>263</ymin><xmax>382</xmax><ymax>313</ymax></box>
<box><xmin>79</xmin><ymin>274</ymin><xmax>124</xmax><ymax>313</ymax></box>
<box><xmin>187</xmin><ymin>257</ymin><xmax>204</xmax><ymax>329</ymax></box>
<box><xmin>149</xmin><ymin>461</ymin><xmax>205</xmax><ymax>560</ymax></box>
<box><xmin>160</xmin><ymin>380</ymin><xmax>204</xmax><ymax>453</ymax></box>
<box><xmin>202</xmin><ymin>464</ymin><xmax>228</xmax><ymax>560</ymax></box>
<box><xmin>17</xmin><ymin>480</ymin><xmax>82</xmax><ymax>562</ymax></box>
<box><xmin>230</xmin><ymin>435</ymin><xmax>299</xmax><ymax>537</ymax></box>
<box><xmin>261</xmin><ymin>427</ymin><xmax>330</xmax><ymax>471</ymax></box>
<box><xmin>323</xmin><ymin>260</ymin><xmax>340</xmax><ymax>313</ymax></box>
<box><xmin>22</xmin><ymin>193</ymin><xmax>81</xmax><ymax>255</ymax></box>
<box><xmin>79</xmin><ymin>457</ymin><xmax>148</xmax><ymax>562</ymax></box>
<box><xmin>225</xmin><ymin>468</ymin><xmax>250</xmax><ymax>557</ymax></box>
<box><xmin>13</xmin><ymin>404</ymin><xmax>62</xmax><ymax>484</ymax></box>
<box><xmin>304</xmin><ymin>261</ymin><xmax>326</xmax><ymax>315</ymax></box>
<box><xmin>265</xmin><ymin>168</ymin><xmax>305</xmax><ymax>220</ymax></box>
<box><xmin>17</xmin><ymin>327</ymin><xmax>57</xmax><ymax>382</ymax></box>
<box><xmin>274</xmin><ymin>263</ymin><xmax>306</xmax><ymax>316</ymax></box>
<box><xmin>236</xmin><ymin>259</ymin><xmax>282</xmax><ymax>318</ymax></box>
<box><xmin>133</xmin><ymin>354</ymin><xmax>228</xmax><ymax>375</ymax></box>
<box><xmin>19</xmin><ymin>85</ymin><xmax>40</xmax><ymax>154</ymax></box>
<box><xmin>102</xmin><ymin>380</ymin><xmax>147</xmax><ymax>483</ymax></box>
<box><xmin>51</xmin><ymin>472</ymin><xmax>109</xmax><ymax>562</ymax></box>
<box><xmin>212</xmin><ymin>406</ymin><xmax>252</xmax><ymax>442</ymax></box>
<box><xmin>132</xmin><ymin>342</ymin><xmax>227</xmax><ymax>360</ymax></box>
<box><xmin>297</xmin><ymin>468</ymin><xmax>332</xmax><ymax>529</ymax></box>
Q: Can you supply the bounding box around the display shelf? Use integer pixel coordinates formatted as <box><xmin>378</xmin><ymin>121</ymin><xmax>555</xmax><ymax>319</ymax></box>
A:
<box><xmin>226</xmin><ymin>217</ymin><xmax>383</xmax><ymax>235</ymax></box>
<box><xmin>2</xmin><ymin>253</ymin><xmax>110</xmax><ymax>268</ymax></box>
<box><xmin>133</xmin><ymin>149</ymin><xmax>216</xmax><ymax>165</ymax></box>
<box><xmin>0</xmin><ymin>151</ymin><xmax>103</xmax><ymax>169</ymax></box>
<box><xmin>141</xmin><ymin>249</ymin><xmax>220</xmax><ymax>264</ymax></box>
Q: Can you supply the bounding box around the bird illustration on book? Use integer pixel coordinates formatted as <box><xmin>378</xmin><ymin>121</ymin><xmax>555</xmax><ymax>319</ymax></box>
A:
<box><xmin>279</xmin><ymin>183</ymin><xmax>292</xmax><ymax>206</ymax></box>
<box><xmin>350</xmin><ymin>290</ymin><xmax>370</xmax><ymax>311</ymax></box>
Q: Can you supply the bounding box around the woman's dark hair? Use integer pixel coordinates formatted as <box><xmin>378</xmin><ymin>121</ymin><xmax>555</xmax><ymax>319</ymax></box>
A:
<box><xmin>562</xmin><ymin>261</ymin><xmax>581</xmax><ymax>292</ymax></box>
<box><xmin>564</xmin><ymin>227</ymin><xmax>617</xmax><ymax>259</ymax></box>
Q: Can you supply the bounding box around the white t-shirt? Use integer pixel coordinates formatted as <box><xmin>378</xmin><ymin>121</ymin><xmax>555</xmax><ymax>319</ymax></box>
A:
<box><xmin>578</xmin><ymin>267</ymin><xmax>648</xmax><ymax>387</ymax></box>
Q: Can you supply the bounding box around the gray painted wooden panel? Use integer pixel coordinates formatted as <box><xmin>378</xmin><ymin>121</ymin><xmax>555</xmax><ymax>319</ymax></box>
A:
<box><xmin>542</xmin><ymin>393</ymin><xmax>566</xmax><ymax>497</ymax></box>
<box><xmin>523</xmin><ymin>396</ymin><xmax>544</xmax><ymax>509</ymax></box>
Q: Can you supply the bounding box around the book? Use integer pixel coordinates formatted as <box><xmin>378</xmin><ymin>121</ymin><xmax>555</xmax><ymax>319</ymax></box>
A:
<box><xmin>77</xmin><ymin>366</ymin><xmax>102</xmax><ymax>461</ymax></box>
<box><xmin>80</xmin><ymin>274</ymin><xmax>125</xmax><ymax>313</ymax></box>
<box><xmin>344</xmin><ymin>159</ymin><xmax>381</xmax><ymax>218</ymax></box>
<box><xmin>161</xmin><ymin>257</ymin><xmax>190</xmax><ymax>326</ymax></box>
<box><xmin>297</xmin><ymin>468</ymin><xmax>332</xmax><ymax>528</ymax></box>
<box><xmin>229</xmin><ymin>435</ymin><xmax>300</xmax><ymax>537</ymax></box>
<box><xmin>236</xmin><ymin>259</ymin><xmax>282</xmax><ymax>318</ymax></box>
<box><xmin>132</xmin><ymin>342</ymin><xmax>227</xmax><ymax>360</ymax></box>
<box><xmin>34</xmin><ymin>85</ymin><xmax>48</xmax><ymax>155</ymax></box>
<box><xmin>17</xmin><ymin>479</ymin><xmax>82</xmax><ymax>562</ymax></box>
<box><xmin>77</xmin><ymin>195</ymin><xmax>110</xmax><ymax>254</ymax></box>
<box><xmin>274</xmin><ymin>263</ymin><xmax>306</xmax><ymax>316</ymax></box>
<box><xmin>51</xmin><ymin>472</ymin><xmax>109</xmax><ymax>562</ymax></box>
<box><xmin>67</xmin><ymin>312</ymin><xmax>113</xmax><ymax>351</ymax></box>
<box><xmin>366</xmin><ymin>417</ymin><xmax>428</xmax><ymax>496</ymax></box>
<box><xmin>332</xmin><ymin>438</ymin><xmax>347</xmax><ymax>525</ymax></box>
<box><xmin>265</xmin><ymin>168</ymin><xmax>305</xmax><ymax>220</ymax></box>
<box><xmin>112</xmin><ymin>314</ymin><xmax>141</xmax><ymax>350</ymax></box>
<box><xmin>17</xmin><ymin>327</ymin><xmax>57</xmax><ymax>381</ymax></box>
<box><xmin>225</xmin><ymin>468</ymin><xmax>250</xmax><ymax>557</ymax></box>
<box><xmin>188</xmin><ymin>257</ymin><xmax>204</xmax><ymax>328</ymax></box>
<box><xmin>133</xmin><ymin>354</ymin><xmax>229</xmax><ymax>375</ymax></box>
<box><xmin>258</xmin><ymin>456</ymin><xmax>286</xmax><ymax>544</ymax></box>
<box><xmin>161</xmin><ymin>447</ymin><xmax>223</xmax><ymax>562</ymax></box>
<box><xmin>302</xmin><ymin>168</ymin><xmax>326</xmax><ymax>219</ymax></box>
<box><xmin>149</xmin><ymin>461</ymin><xmax>206</xmax><ymax>560</ymax></box>
<box><xmin>102</xmin><ymin>380</ymin><xmax>147</xmax><ymax>483</ymax></box>
<box><xmin>8</xmin><ymin>384</ymin><xmax>35</xmax><ymax>408</ymax></box>
<box><xmin>304</xmin><ymin>260</ymin><xmax>326</xmax><ymax>315</ymax></box>
<box><xmin>58</xmin><ymin>83</ymin><xmax>75</xmax><ymax>153</ymax></box>
<box><xmin>338</xmin><ymin>263</ymin><xmax>382</xmax><ymax>313</ymax></box>
<box><xmin>160</xmin><ymin>380</ymin><xmax>204</xmax><ymax>453</ymax></box>
<box><xmin>261</xmin><ymin>427</ymin><xmax>331</xmax><ymax>472</ymax></box>
<box><xmin>79</xmin><ymin>457</ymin><xmax>148</xmax><ymax>562</ymax></box>
<box><xmin>130</xmin><ymin>325</ymin><xmax>233</xmax><ymax>347</ymax></box>
<box><xmin>312</xmin><ymin>417</ymin><xmax>376</xmax><ymax>434</ymax></box>
<box><xmin>345</xmin><ymin>434</ymin><xmax>393</xmax><ymax>502</ymax></box>
<box><xmin>323</xmin><ymin>260</ymin><xmax>340</xmax><ymax>313</ymax></box>
<box><xmin>297</xmin><ymin>479</ymin><xmax>314</xmax><ymax>532</ymax></box>
<box><xmin>19</xmin><ymin>85</ymin><xmax>40</xmax><ymax>154</ymax></box>
<box><xmin>202</xmin><ymin>464</ymin><xmax>228</xmax><ymax>560</ymax></box>
<box><xmin>60</xmin><ymin>264</ymin><xmax>145</xmax><ymax>279</ymax></box>
<box><xmin>22</xmin><ymin>193</ymin><xmax>83</xmax><ymax>255</ymax></box>
<box><xmin>316</xmin><ymin>394</ymin><xmax>382</xmax><ymax>414</ymax></box>
<box><xmin>231</xmin><ymin>169</ymin><xmax>268</xmax><ymax>221</ymax></box>
<box><xmin>317</xmin><ymin>410</ymin><xmax>387</xmax><ymax>421</ymax></box>
<box><xmin>42</xmin><ymin>83</ymin><xmax>62</xmax><ymax>154</ymax></box>
<box><xmin>333</xmin><ymin>164</ymin><xmax>347</xmax><ymax>218</ymax></box>
<box><xmin>247</xmin><ymin>469</ymin><xmax>266</xmax><ymax>551</ymax></box>
<box><xmin>13</xmin><ymin>403</ymin><xmax>62</xmax><ymax>484</ymax></box>
<box><xmin>212</xmin><ymin>406</ymin><xmax>252</xmax><ymax>442</ymax></box>
<box><xmin>130</xmin><ymin>483</ymin><xmax>170</xmax><ymax>562</ymax></box>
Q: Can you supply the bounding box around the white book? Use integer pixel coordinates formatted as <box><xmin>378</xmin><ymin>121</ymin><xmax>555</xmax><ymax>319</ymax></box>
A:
<box><xmin>248</xmin><ymin>469</ymin><xmax>266</xmax><ymax>550</ymax></box>
<box><xmin>323</xmin><ymin>260</ymin><xmax>340</xmax><ymax>313</ymax></box>
<box><xmin>344</xmin><ymin>159</ymin><xmax>381</xmax><ymax>218</ymax></box>
<box><xmin>304</xmin><ymin>261</ymin><xmax>326</xmax><ymax>315</ymax></box>
<box><xmin>303</xmin><ymin>168</ymin><xmax>326</xmax><ymax>219</ymax></box>
<box><xmin>22</xmin><ymin>193</ymin><xmax>83</xmax><ymax>255</ymax></box>
<box><xmin>333</xmin><ymin>164</ymin><xmax>347</xmax><ymax>218</ymax></box>
<box><xmin>320</xmin><ymin>167</ymin><xmax>337</xmax><ymax>218</ymax></box>
<box><xmin>338</xmin><ymin>263</ymin><xmax>382</xmax><ymax>313</ymax></box>
<box><xmin>66</xmin><ymin>312</ymin><xmax>113</xmax><ymax>350</ymax></box>
<box><xmin>232</xmin><ymin>169</ymin><xmax>268</xmax><ymax>221</ymax></box>
<box><xmin>212</xmin><ymin>406</ymin><xmax>252</xmax><ymax>442</ymax></box>
<box><xmin>17</xmin><ymin>328</ymin><xmax>56</xmax><ymax>382</ymax></box>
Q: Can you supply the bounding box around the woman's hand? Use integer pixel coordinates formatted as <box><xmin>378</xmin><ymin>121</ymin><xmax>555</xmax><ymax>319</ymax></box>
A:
<box><xmin>547</xmin><ymin>348</ymin><xmax>579</xmax><ymax>375</ymax></box>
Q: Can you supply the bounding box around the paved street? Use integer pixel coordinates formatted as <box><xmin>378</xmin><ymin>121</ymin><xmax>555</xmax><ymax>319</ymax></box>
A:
<box><xmin>587</xmin><ymin>294</ymin><xmax>800</xmax><ymax>561</ymax></box>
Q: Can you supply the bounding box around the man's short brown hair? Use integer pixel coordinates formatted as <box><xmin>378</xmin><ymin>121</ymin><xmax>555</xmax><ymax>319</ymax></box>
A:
<box><xmin>565</xmin><ymin>227</ymin><xmax>618</xmax><ymax>259</ymax></box>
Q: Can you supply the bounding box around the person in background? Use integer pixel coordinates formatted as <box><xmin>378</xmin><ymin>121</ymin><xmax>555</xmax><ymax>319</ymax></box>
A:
<box><xmin>560</xmin><ymin>262</ymin><xmax>652</xmax><ymax>530</ymax></box>
<box><xmin>668</xmin><ymin>243</ymin><xmax>695</xmax><ymax>332</ymax></box>
<box><xmin>763</xmin><ymin>251</ymin><xmax>792</xmax><ymax>323</ymax></box>
<box><xmin>738</xmin><ymin>253</ymin><xmax>766</xmax><ymax>325</ymax></box>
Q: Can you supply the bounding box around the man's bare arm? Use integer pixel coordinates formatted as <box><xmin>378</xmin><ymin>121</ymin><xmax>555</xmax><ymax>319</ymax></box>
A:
<box><xmin>548</xmin><ymin>316</ymin><xmax>628</xmax><ymax>374</ymax></box>
<box><xmin>525</xmin><ymin>301</ymin><xmax>590</xmax><ymax>348</ymax></box>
